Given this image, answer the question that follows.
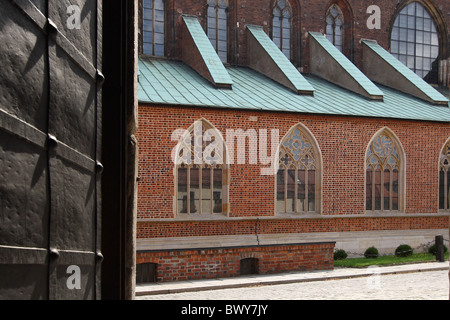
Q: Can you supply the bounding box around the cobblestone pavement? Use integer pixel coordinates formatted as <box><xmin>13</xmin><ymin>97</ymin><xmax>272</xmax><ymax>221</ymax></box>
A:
<box><xmin>137</xmin><ymin>270</ymin><xmax>449</xmax><ymax>300</ymax></box>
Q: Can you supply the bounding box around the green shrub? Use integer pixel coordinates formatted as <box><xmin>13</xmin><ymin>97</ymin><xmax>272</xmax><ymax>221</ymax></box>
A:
<box><xmin>364</xmin><ymin>246</ymin><xmax>379</xmax><ymax>259</ymax></box>
<box><xmin>334</xmin><ymin>249</ymin><xmax>348</xmax><ymax>260</ymax></box>
<box><xmin>428</xmin><ymin>244</ymin><xmax>448</xmax><ymax>255</ymax></box>
<box><xmin>395</xmin><ymin>244</ymin><xmax>413</xmax><ymax>257</ymax></box>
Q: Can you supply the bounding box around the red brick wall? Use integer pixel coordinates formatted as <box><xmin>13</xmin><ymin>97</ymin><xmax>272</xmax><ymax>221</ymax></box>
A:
<box><xmin>137</xmin><ymin>216</ymin><xmax>449</xmax><ymax>239</ymax></box>
<box><xmin>137</xmin><ymin>104</ymin><xmax>449</xmax><ymax>244</ymax></box>
<box><xmin>136</xmin><ymin>242</ymin><xmax>335</xmax><ymax>282</ymax></box>
<box><xmin>137</xmin><ymin>105</ymin><xmax>450</xmax><ymax>217</ymax></box>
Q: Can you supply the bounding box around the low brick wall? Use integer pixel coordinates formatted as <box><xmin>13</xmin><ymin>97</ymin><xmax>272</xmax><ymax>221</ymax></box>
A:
<box><xmin>136</xmin><ymin>242</ymin><xmax>335</xmax><ymax>282</ymax></box>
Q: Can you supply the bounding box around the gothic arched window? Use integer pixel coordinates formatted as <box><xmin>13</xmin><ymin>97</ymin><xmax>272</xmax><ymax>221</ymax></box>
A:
<box><xmin>276</xmin><ymin>124</ymin><xmax>321</xmax><ymax>214</ymax></box>
<box><xmin>390</xmin><ymin>1</ymin><xmax>440</xmax><ymax>80</ymax></box>
<box><xmin>439</xmin><ymin>140</ymin><xmax>450</xmax><ymax>211</ymax></box>
<box><xmin>175</xmin><ymin>120</ymin><xmax>228</xmax><ymax>215</ymax></box>
<box><xmin>272</xmin><ymin>0</ymin><xmax>292</xmax><ymax>59</ymax></box>
<box><xmin>366</xmin><ymin>130</ymin><xmax>404</xmax><ymax>212</ymax></box>
<box><xmin>207</xmin><ymin>0</ymin><xmax>228</xmax><ymax>63</ymax></box>
<box><xmin>326</xmin><ymin>4</ymin><xmax>344</xmax><ymax>52</ymax></box>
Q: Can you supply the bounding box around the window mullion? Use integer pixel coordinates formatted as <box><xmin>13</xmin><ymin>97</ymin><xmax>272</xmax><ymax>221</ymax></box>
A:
<box><xmin>389</xmin><ymin>169</ymin><xmax>393</xmax><ymax>211</ymax></box>
<box><xmin>413</xmin><ymin>14</ymin><xmax>417</xmax><ymax>73</ymax></box>
<box><xmin>210</xmin><ymin>167</ymin><xmax>214</xmax><ymax>214</ymax></box>
<box><xmin>284</xmin><ymin>168</ymin><xmax>287</xmax><ymax>213</ymax></box>
<box><xmin>380</xmin><ymin>166</ymin><xmax>384</xmax><ymax>211</ymax></box>
<box><xmin>215</xmin><ymin>6</ymin><xmax>219</xmax><ymax>51</ymax></box>
<box><xmin>305</xmin><ymin>168</ymin><xmax>309</xmax><ymax>213</ymax></box>
<box><xmin>152</xmin><ymin>0</ymin><xmax>156</xmax><ymax>55</ymax></box>
<box><xmin>199</xmin><ymin>165</ymin><xmax>203</xmax><ymax>214</ymax></box>
<box><xmin>279</xmin><ymin>15</ymin><xmax>283</xmax><ymax>51</ymax></box>
<box><xmin>294</xmin><ymin>168</ymin><xmax>298</xmax><ymax>213</ymax></box>
<box><xmin>187</xmin><ymin>166</ymin><xmax>191</xmax><ymax>214</ymax></box>
<box><xmin>372</xmin><ymin>168</ymin><xmax>375</xmax><ymax>211</ymax></box>
<box><xmin>445</xmin><ymin>168</ymin><xmax>448</xmax><ymax>211</ymax></box>
<box><xmin>413</xmin><ymin>4</ymin><xmax>417</xmax><ymax>73</ymax></box>
<box><xmin>333</xmin><ymin>20</ymin><xmax>336</xmax><ymax>44</ymax></box>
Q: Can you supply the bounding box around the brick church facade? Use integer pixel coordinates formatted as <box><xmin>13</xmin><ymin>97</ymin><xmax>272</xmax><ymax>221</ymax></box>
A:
<box><xmin>135</xmin><ymin>0</ymin><xmax>450</xmax><ymax>283</ymax></box>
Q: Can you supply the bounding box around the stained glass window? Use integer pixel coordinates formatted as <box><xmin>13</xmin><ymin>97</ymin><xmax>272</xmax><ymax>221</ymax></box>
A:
<box><xmin>143</xmin><ymin>0</ymin><xmax>165</xmax><ymax>56</ymax></box>
<box><xmin>439</xmin><ymin>141</ymin><xmax>450</xmax><ymax>210</ymax></box>
<box><xmin>207</xmin><ymin>0</ymin><xmax>228</xmax><ymax>63</ymax></box>
<box><xmin>272</xmin><ymin>0</ymin><xmax>292</xmax><ymax>59</ymax></box>
<box><xmin>366</xmin><ymin>132</ymin><xmax>402</xmax><ymax>211</ymax></box>
<box><xmin>390</xmin><ymin>2</ymin><xmax>439</xmax><ymax>80</ymax></box>
<box><xmin>277</xmin><ymin>125</ymin><xmax>319</xmax><ymax>213</ymax></box>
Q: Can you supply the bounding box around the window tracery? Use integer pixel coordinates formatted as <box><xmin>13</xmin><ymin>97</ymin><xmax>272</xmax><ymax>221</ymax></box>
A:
<box><xmin>277</xmin><ymin>125</ymin><xmax>319</xmax><ymax>213</ymax></box>
<box><xmin>366</xmin><ymin>132</ymin><xmax>402</xmax><ymax>211</ymax></box>
<box><xmin>175</xmin><ymin>121</ymin><xmax>226</xmax><ymax>215</ymax></box>
<box><xmin>439</xmin><ymin>140</ymin><xmax>450</xmax><ymax>210</ymax></box>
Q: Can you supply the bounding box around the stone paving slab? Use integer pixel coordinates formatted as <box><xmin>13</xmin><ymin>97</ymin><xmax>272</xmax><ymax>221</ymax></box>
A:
<box><xmin>136</xmin><ymin>261</ymin><xmax>449</xmax><ymax>296</ymax></box>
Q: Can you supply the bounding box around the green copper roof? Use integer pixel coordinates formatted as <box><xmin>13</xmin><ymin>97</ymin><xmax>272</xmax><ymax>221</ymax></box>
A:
<box><xmin>309</xmin><ymin>32</ymin><xmax>384</xmax><ymax>100</ymax></box>
<box><xmin>181</xmin><ymin>15</ymin><xmax>233</xmax><ymax>87</ymax></box>
<box><xmin>362</xmin><ymin>40</ymin><xmax>448</xmax><ymax>105</ymax></box>
<box><xmin>246</xmin><ymin>25</ymin><xmax>315</xmax><ymax>95</ymax></box>
<box><xmin>138</xmin><ymin>57</ymin><xmax>450</xmax><ymax>122</ymax></box>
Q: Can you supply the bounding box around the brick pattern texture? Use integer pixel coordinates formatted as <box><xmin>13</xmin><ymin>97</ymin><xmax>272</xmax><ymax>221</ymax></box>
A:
<box><xmin>136</xmin><ymin>106</ymin><xmax>449</xmax><ymax>282</ymax></box>
<box><xmin>137</xmin><ymin>243</ymin><xmax>334</xmax><ymax>282</ymax></box>
<box><xmin>137</xmin><ymin>106</ymin><xmax>450</xmax><ymax>221</ymax></box>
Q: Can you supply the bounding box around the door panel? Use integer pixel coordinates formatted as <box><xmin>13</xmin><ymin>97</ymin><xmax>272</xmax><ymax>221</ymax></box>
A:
<box><xmin>0</xmin><ymin>129</ymin><xmax>49</xmax><ymax>249</ymax></box>
<box><xmin>0</xmin><ymin>0</ymin><xmax>102</xmax><ymax>299</ymax></box>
